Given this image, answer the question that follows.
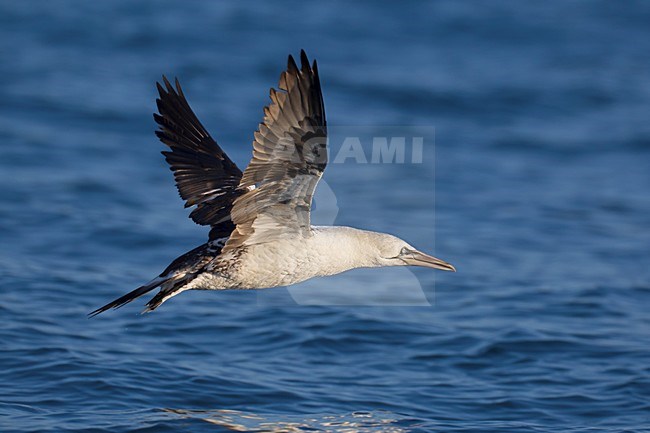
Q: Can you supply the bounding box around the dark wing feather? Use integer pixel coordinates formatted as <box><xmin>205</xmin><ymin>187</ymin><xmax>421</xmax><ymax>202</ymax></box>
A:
<box><xmin>154</xmin><ymin>76</ymin><xmax>243</xmax><ymax>240</ymax></box>
<box><xmin>225</xmin><ymin>50</ymin><xmax>327</xmax><ymax>250</ymax></box>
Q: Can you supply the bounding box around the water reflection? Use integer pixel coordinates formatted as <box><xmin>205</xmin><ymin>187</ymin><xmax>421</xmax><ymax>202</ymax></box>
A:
<box><xmin>164</xmin><ymin>408</ymin><xmax>412</xmax><ymax>432</ymax></box>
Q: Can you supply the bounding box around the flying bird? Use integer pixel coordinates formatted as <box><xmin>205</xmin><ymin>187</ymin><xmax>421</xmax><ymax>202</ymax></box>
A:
<box><xmin>90</xmin><ymin>51</ymin><xmax>455</xmax><ymax>316</ymax></box>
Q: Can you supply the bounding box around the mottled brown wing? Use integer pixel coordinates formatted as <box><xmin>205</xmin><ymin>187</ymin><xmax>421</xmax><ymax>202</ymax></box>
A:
<box><xmin>224</xmin><ymin>50</ymin><xmax>327</xmax><ymax>250</ymax></box>
<box><xmin>154</xmin><ymin>77</ymin><xmax>243</xmax><ymax>240</ymax></box>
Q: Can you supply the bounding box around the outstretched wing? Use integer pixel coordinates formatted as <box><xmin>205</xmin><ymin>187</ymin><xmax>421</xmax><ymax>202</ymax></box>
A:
<box><xmin>224</xmin><ymin>50</ymin><xmax>327</xmax><ymax>250</ymax></box>
<box><xmin>154</xmin><ymin>77</ymin><xmax>243</xmax><ymax>240</ymax></box>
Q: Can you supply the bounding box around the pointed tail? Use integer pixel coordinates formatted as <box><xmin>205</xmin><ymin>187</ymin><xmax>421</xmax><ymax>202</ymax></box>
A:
<box><xmin>89</xmin><ymin>244</ymin><xmax>212</xmax><ymax>317</ymax></box>
<box><xmin>88</xmin><ymin>276</ymin><xmax>168</xmax><ymax>317</ymax></box>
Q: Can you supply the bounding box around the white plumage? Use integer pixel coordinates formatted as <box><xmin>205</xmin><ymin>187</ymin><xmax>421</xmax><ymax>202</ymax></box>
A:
<box><xmin>90</xmin><ymin>51</ymin><xmax>454</xmax><ymax>317</ymax></box>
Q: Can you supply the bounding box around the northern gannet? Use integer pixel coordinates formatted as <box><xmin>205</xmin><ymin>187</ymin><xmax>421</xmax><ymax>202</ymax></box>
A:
<box><xmin>90</xmin><ymin>51</ymin><xmax>455</xmax><ymax>316</ymax></box>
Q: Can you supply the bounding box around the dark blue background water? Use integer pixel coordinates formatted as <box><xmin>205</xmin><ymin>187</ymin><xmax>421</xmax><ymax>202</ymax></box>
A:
<box><xmin>2</xmin><ymin>2</ymin><xmax>649</xmax><ymax>432</ymax></box>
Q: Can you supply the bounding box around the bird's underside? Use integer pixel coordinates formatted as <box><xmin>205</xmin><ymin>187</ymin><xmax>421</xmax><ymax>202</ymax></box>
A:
<box><xmin>90</xmin><ymin>50</ymin><xmax>455</xmax><ymax>317</ymax></box>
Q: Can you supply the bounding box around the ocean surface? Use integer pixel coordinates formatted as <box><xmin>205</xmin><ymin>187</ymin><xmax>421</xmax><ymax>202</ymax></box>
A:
<box><xmin>2</xmin><ymin>1</ymin><xmax>650</xmax><ymax>432</ymax></box>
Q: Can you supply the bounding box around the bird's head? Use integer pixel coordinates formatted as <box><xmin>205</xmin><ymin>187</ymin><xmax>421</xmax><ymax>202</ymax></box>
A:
<box><xmin>367</xmin><ymin>232</ymin><xmax>456</xmax><ymax>272</ymax></box>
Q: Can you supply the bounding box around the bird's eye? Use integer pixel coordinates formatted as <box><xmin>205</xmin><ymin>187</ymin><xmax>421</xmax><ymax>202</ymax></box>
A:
<box><xmin>399</xmin><ymin>247</ymin><xmax>410</xmax><ymax>256</ymax></box>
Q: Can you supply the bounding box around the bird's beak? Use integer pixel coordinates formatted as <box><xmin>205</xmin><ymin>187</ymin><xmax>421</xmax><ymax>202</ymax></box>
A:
<box><xmin>402</xmin><ymin>249</ymin><xmax>456</xmax><ymax>272</ymax></box>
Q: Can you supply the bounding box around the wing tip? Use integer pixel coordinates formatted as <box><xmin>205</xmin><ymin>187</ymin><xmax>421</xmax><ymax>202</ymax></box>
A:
<box><xmin>287</xmin><ymin>53</ymin><xmax>299</xmax><ymax>74</ymax></box>
<box><xmin>299</xmin><ymin>49</ymin><xmax>310</xmax><ymax>72</ymax></box>
<box><xmin>156</xmin><ymin>75</ymin><xmax>184</xmax><ymax>99</ymax></box>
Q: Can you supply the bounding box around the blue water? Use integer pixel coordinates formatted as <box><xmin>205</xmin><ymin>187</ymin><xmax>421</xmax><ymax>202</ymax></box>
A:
<box><xmin>2</xmin><ymin>1</ymin><xmax>650</xmax><ymax>432</ymax></box>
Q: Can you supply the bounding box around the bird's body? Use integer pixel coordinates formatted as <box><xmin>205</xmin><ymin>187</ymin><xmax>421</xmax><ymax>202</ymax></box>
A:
<box><xmin>90</xmin><ymin>51</ymin><xmax>454</xmax><ymax>316</ymax></box>
<box><xmin>211</xmin><ymin>226</ymin><xmax>408</xmax><ymax>289</ymax></box>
